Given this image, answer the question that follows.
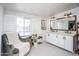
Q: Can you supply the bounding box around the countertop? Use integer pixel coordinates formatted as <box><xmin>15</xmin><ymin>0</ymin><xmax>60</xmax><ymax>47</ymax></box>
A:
<box><xmin>49</xmin><ymin>31</ymin><xmax>76</xmax><ymax>36</ymax></box>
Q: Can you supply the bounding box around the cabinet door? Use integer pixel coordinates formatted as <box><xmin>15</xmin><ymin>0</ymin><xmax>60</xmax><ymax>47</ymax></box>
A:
<box><xmin>46</xmin><ymin>33</ymin><xmax>50</xmax><ymax>42</ymax></box>
<box><xmin>64</xmin><ymin>36</ymin><xmax>73</xmax><ymax>52</ymax></box>
<box><xmin>46</xmin><ymin>33</ymin><xmax>53</xmax><ymax>43</ymax></box>
<box><xmin>51</xmin><ymin>34</ymin><xmax>57</xmax><ymax>45</ymax></box>
<box><xmin>57</xmin><ymin>35</ymin><xmax>64</xmax><ymax>48</ymax></box>
<box><xmin>46</xmin><ymin>33</ymin><xmax>57</xmax><ymax>45</ymax></box>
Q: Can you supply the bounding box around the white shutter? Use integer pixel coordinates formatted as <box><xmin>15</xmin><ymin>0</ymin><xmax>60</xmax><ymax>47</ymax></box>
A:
<box><xmin>4</xmin><ymin>15</ymin><xmax>17</xmax><ymax>33</ymax></box>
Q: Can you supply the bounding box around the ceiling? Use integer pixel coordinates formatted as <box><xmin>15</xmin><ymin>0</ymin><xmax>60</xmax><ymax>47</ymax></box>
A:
<box><xmin>2</xmin><ymin>3</ymin><xmax>79</xmax><ymax>17</ymax></box>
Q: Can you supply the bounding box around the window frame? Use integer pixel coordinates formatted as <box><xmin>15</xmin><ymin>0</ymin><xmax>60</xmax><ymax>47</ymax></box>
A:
<box><xmin>17</xmin><ymin>17</ymin><xmax>31</xmax><ymax>36</ymax></box>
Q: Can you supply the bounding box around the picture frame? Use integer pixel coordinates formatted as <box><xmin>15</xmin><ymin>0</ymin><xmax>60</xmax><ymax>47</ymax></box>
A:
<box><xmin>41</xmin><ymin>20</ymin><xmax>46</xmax><ymax>30</ymax></box>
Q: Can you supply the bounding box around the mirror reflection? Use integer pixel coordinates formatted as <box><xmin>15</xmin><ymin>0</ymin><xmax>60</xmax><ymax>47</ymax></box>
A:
<box><xmin>50</xmin><ymin>17</ymin><xmax>76</xmax><ymax>31</ymax></box>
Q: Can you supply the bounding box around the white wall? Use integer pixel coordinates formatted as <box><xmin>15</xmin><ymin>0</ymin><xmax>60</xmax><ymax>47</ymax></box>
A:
<box><xmin>0</xmin><ymin>5</ymin><xmax>3</xmax><ymax>55</ymax></box>
<box><xmin>31</xmin><ymin>18</ymin><xmax>47</xmax><ymax>40</ymax></box>
<box><xmin>5</xmin><ymin>10</ymin><xmax>41</xmax><ymax>18</ymax></box>
<box><xmin>55</xmin><ymin>7</ymin><xmax>79</xmax><ymax>22</ymax></box>
<box><xmin>31</xmin><ymin>18</ymin><xmax>41</xmax><ymax>34</ymax></box>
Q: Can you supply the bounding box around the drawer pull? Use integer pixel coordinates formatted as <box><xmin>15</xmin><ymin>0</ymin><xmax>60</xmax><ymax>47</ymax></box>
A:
<box><xmin>63</xmin><ymin>37</ymin><xmax>66</xmax><ymax>40</ymax></box>
<box><xmin>48</xmin><ymin>34</ymin><xmax>50</xmax><ymax>36</ymax></box>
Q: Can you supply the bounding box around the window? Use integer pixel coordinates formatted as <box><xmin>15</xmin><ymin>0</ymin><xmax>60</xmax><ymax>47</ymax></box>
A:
<box><xmin>17</xmin><ymin>17</ymin><xmax>31</xmax><ymax>36</ymax></box>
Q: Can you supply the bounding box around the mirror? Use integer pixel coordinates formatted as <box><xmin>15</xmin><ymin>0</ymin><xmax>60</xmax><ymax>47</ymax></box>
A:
<box><xmin>55</xmin><ymin>20</ymin><xmax>68</xmax><ymax>30</ymax></box>
<box><xmin>50</xmin><ymin>16</ymin><xmax>76</xmax><ymax>31</ymax></box>
<box><xmin>50</xmin><ymin>20</ymin><xmax>55</xmax><ymax>30</ymax></box>
<box><xmin>68</xmin><ymin>21</ymin><xmax>76</xmax><ymax>31</ymax></box>
<box><xmin>50</xmin><ymin>20</ymin><xmax>68</xmax><ymax>30</ymax></box>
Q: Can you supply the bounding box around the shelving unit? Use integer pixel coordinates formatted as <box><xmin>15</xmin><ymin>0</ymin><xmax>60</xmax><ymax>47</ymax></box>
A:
<box><xmin>74</xmin><ymin>15</ymin><xmax>79</xmax><ymax>54</ymax></box>
<box><xmin>76</xmin><ymin>22</ymin><xmax>79</xmax><ymax>51</ymax></box>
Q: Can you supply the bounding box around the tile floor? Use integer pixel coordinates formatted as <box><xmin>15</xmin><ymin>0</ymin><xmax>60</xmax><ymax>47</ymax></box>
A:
<box><xmin>28</xmin><ymin>42</ymin><xmax>78</xmax><ymax>56</ymax></box>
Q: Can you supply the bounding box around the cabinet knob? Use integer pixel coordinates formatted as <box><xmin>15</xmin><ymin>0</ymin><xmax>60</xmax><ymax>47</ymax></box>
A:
<box><xmin>48</xmin><ymin>34</ymin><xmax>50</xmax><ymax>36</ymax></box>
<box><xmin>63</xmin><ymin>37</ymin><xmax>66</xmax><ymax>40</ymax></box>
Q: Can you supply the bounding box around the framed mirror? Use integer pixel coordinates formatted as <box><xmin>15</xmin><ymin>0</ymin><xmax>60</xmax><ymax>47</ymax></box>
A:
<box><xmin>41</xmin><ymin>20</ymin><xmax>46</xmax><ymax>30</ymax></box>
<box><xmin>50</xmin><ymin>16</ymin><xmax>76</xmax><ymax>31</ymax></box>
<box><xmin>50</xmin><ymin>20</ymin><xmax>55</xmax><ymax>30</ymax></box>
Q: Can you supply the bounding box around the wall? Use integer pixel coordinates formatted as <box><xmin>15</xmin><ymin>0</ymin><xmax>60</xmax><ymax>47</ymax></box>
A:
<box><xmin>0</xmin><ymin>5</ymin><xmax>3</xmax><ymax>55</ymax></box>
<box><xmin>31</xmin><ymin>18</ymin><xmax>41</xmax><ymax>34</ymax></box>
<box><xmin>55</xmin><ymin>7</ymin><xmax>79</xmax><ymax>22</ymax></box>
<box><xmin>31</xmin><ymin>18</ymin><xmax>47</xmax><ymax>41</ymax></box>
<box><xmin>4</xmin><ymin>10</ymin><xmax>41</xmax><ymax>19</ymax></box>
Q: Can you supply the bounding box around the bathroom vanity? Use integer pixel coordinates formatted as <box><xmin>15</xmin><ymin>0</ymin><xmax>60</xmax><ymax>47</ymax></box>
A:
<box><xmin>46</xmin><ymin>15</ymin><xmax>77</xmax><ymax>52</ymax></box>
<box><xmin>46</xmin><ymin>31</ymin><xmax>76</xmax><ymax>52</ymax></box>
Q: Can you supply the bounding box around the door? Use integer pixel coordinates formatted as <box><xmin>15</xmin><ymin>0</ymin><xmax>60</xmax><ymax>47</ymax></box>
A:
<box><xmin>64</xmin><ymin>36</ymin><xmax>73</xmax><ymax>52</ymax></box>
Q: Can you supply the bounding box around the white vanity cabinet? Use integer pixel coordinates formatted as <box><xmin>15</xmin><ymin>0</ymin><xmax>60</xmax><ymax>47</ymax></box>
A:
<box><xmin>46</xmin><ymin>33</ymin><xmax>74</xmax><ymax>52</ymax></box>
<box><xmin>51</xmin><ymin>34</ymin><xmax>57</xmax><ymax>45</ymax></box>
<box><xmin>64</xmin><ymin>36</ymin><xmax>73</xmax><ymax>52</ymax></box>
<box><xmin>46</xmin><ymin>33</ymin><xmax>57</xmax><ymax>44</ymax></box>
<box><xmin>46</xmin><ymin>33</ymin><xmax>52</xmax><ymax>43</ymax></box>
<box><xmin>57</xmin><ymin>35</ymin><xmax>64</xmax><ymax>48</ymax></box>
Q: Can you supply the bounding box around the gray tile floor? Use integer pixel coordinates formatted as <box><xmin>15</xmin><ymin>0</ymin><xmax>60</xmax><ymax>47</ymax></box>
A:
<box><xmin>28</xmin><ymin>42</ymin><xmax>78</xmax><ymax>56</ymax></box>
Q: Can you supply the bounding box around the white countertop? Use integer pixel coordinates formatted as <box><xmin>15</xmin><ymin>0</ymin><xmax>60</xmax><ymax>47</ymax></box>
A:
<box><xmin>49</xmin><ymin>31</ymin><xmax>76</xmax><ymax>36</ymax></box>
